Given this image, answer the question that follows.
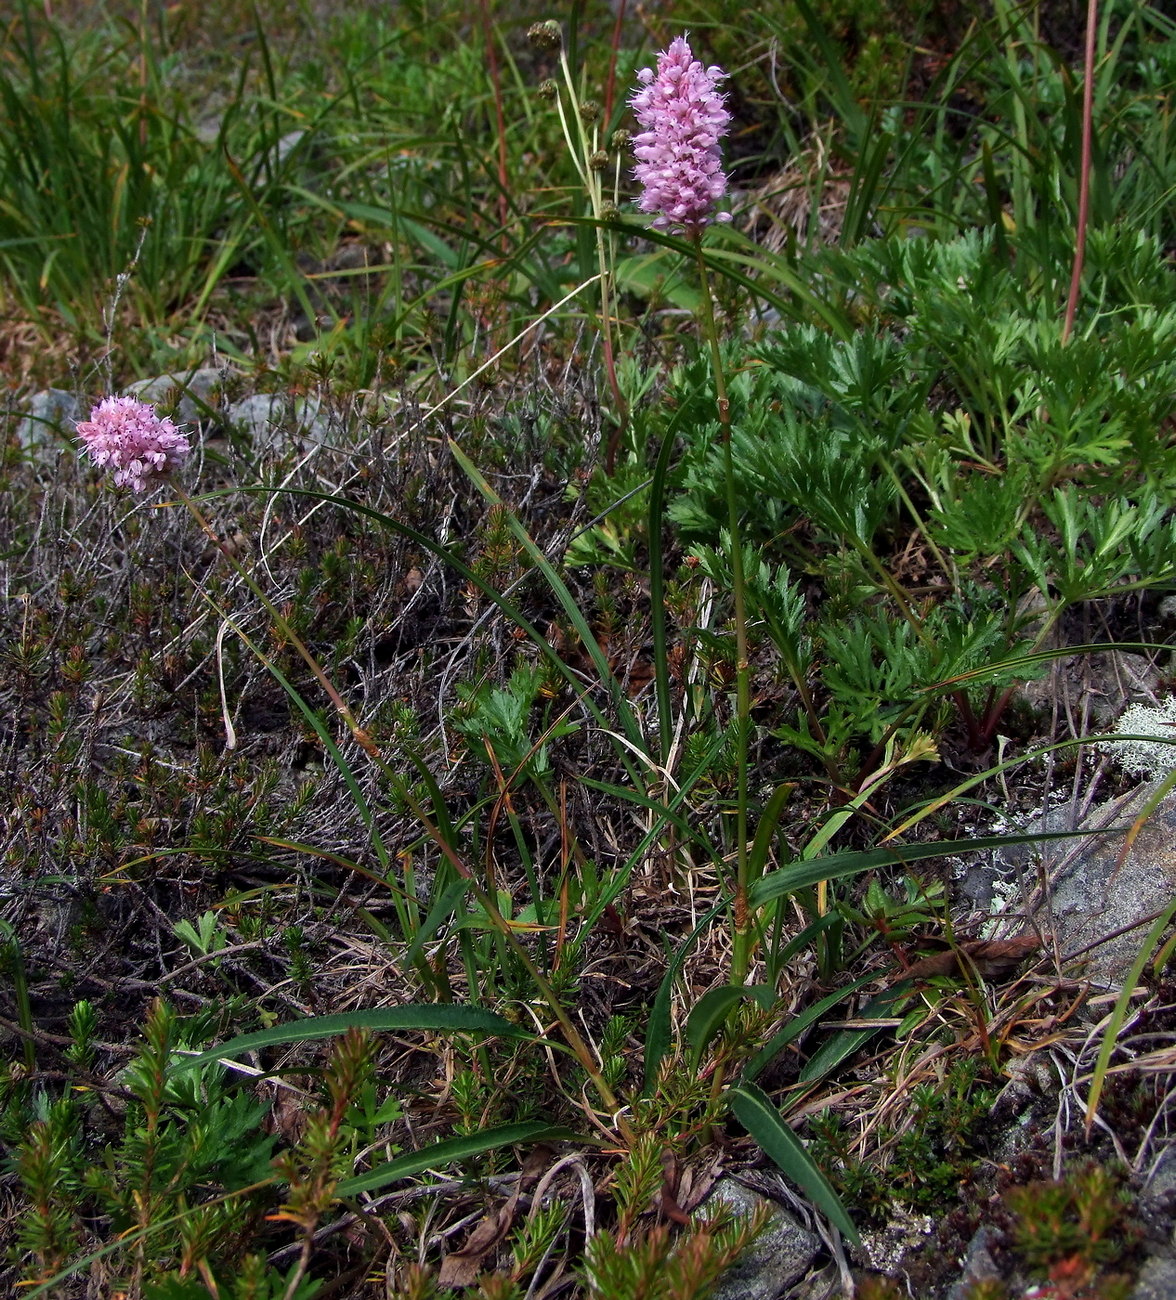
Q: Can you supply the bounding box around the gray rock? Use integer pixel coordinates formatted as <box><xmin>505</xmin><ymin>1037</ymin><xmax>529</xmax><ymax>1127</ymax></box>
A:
<box><xmin>1019</xmin><ymin>649</ymin><xmax>1162</xmax><ymax>729</ymax></box>
<box><xmin>1143</xmin><ymin>1144</ymin><xmax>1176</xmax><ymax>1204</ymax></box>
<box><xmin>16</xmin><ymin>388</ymin><xmax>78</xmax><ymax>449</ymax></box>
<box><xmin>225</xmin><ymin>393</ymin><xmax>327</xmax><ymax>448</ymax></box>
<box><xmin>706</xmin><ymin>1177</ymin><xmax>820</xmax><ymax>1300</ymax></box>
<box><xmin>1133</xmin><ymin>1253</ymin><xmax>1176</xmax><ymax>1300</ymax></box>
<box><xmin>945</xmin><ymin>1226</ymin><xmax>1001</xmax><ymax>1300</ymax></box>
<box><xmin>1042</xmin><ymin>783</ymin><xmax>1176</xmax><ymax>983</ymax></box>
<box><xmin>127</xmin><ymin>368</ymin><xmax>224</xmax><ymax>424</ymax></box>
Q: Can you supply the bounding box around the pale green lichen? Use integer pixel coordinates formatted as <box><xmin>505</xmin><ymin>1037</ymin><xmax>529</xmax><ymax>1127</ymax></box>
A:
<box><xmin>1099</xmin><ymin>698</ymin><xmax>1176</xmax><ymax>777</ymax></box>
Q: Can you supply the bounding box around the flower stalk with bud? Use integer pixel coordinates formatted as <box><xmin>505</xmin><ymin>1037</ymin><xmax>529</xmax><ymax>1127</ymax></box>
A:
<box><xmin>529</xmin><ymin>20</ymin><xmax>627</xmax><ymax>459</ymax></box>
<box><xmin>630</xmin><ymin>38</ymin><xmax>753</xmax><ymax>983</ymax></box>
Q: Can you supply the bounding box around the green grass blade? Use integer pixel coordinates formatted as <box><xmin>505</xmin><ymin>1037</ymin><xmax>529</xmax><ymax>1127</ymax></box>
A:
<box><xmin>729</xmin><ymin>1081</ymin><xmax>860</xmax><ymax>1244</ymax></box>
<box><xmin>797</xmin><ymin>986</ymin><xmax>910</xmax><ymax>1085</ymax></box>
<box><xmin>402</xmin><ymin>876</ymin><xmax>472</xmax><ymax>970</ymax></box>
<box><xmin>171</xmin><ymin>1005</ymin><xmax>534</xmax><ymax>1076</ymax></box>
<box><xmin>1084</xmin><ymin>899</ymin><xmax>1176</xmax><ymax>1134</ymax></box>
<box><xmin>750</xmin><ymin>827</ymin><xmax>1113</xmax><ymax>908</ymax></box>
<box><xmin>840</xmin><ymin>125</ymin><xmax>895</xmax><ymax>245</ymax></box>
<box><xmin>742</xmin><ymin>973</ymin><xmax>876</xmax><ymax>1084</ymax></box>
<box><xmin>644</xmin><ymin>898</ymin><xmax>728</xmax><ymax>1092</ymax></box>
<box><xmin>748</xmin><ymin>782</ymin><xmax>797</xmax><ymax>885</ymax></box>
<box><xmin>337</xmin><ymin>1122</ymin><xmax>585</xmax><ymax>1197</ymax></box>
<box><xmin>447</xmin><ymin>438</ymin><xmax>646</xmax><ymax>759</ymax></box>
<box><xmin>1084</xmin><ymin>766</ymin><xmax>1176</xmax><ymax>1133</ymax></box>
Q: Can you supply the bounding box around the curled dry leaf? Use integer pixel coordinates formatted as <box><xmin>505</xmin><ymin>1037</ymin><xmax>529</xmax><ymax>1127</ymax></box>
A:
<box><xmin>897</xmin><ymin>933</ymin><xmax>1042</xmax><ymax>984</ymax></box>
<box><xmin>436</xmin><ymin>1143</ymin><xmax>555</xmax><ymax>1287</ymax></box>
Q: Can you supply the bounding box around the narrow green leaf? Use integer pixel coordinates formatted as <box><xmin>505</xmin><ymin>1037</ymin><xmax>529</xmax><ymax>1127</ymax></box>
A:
<box><xmin>171</xmin><ymin>1006</ymin><xmax>531</xmax><ymax>1075</ymax></box>
<box><xmin>750</xmin><ymin>828</ymin><xmax>1113</xmax><ymax>908</ymax></box>
<box><xmin>337</xmin><ymin>1123</ymin><xmax>583</xmax><ymax>1196</ymax></box>
<box><xmin>1085</xmin><ymin>892</ymin><xmax>1176</xmax><ymax>1133</ymax></box>
<box><xmin>615</xmin><ymin>252</ymin><xmax>702</xmax><ymax>311</ymax></box>
<box><xmin>729</xmin><ymin>1082</ymin><xmax>860</xmax><ymax>1244</ymax></box>
<box><xmin>742</xmin><ymin>974</ymin><xmax>875</xmax><ymax>1084</ymax></box>
<box><xmin>402</xmin><ymin>877</ymin><xmax>472</xmax><ymax>970</ymax></box>
<box><xmin>644</xmin><ymin>898</ymin><xmax>729</xmax><ymax>1094</ymax></box>
<box><xmin>686</xmin><ymin>985</ymin><xmax>773</xmax><ymax>1068</ymax></box>
<box><xmin>798</xmin><ymin>986</ymin><xmax>910</xmax><ymax>1084</ymax></box>
<box><xmin>924</xmin><ymin>641</ymin><xmax>1164</xmax><ymax>693</ymax></box>
<box><xmin>748</xmin><ymin>783</ymin><xmax>796</xmax><ymax>884</ymax></box>
<box><xmin>448</xmin><ymin>439</ymin><xmax>646</xmax><ymax>759</ymax></box>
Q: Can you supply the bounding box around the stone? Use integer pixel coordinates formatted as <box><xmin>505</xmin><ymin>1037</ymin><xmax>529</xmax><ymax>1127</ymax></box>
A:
<box><xmin>225</xmin><ymin>393</ymin><xmax>327</xmax><ymax>448</ymax></box>
<box><xmin>16</xmin><ymin>388</ymin><xmax>78</xmax><ymax>450</ymax></box>
<box><xmin>127</xmin><ymin>368</ymin><xmax>225</xmax><ymax>425</ymax></box>
<box><xmin>945</xmin><ymin>1226</ymin><xmax>1002</xmax><ymax>1300</ymax></box>
<box><xmin>1038</xmin><ymin>783</ymin><xmax>1176</xmax><ymax>984</ymax></box>
<box><xmin>705</xmin><ymin>1177</ymin><xmax>820</xmax><ymax>1300</ymax></box>
<box><xmin>1132</xmin><ymin>1253</ymin><xmax>1176</xmax><ymax>1300</ymax></box>
<box><xmin>1018</xmin><ymin>649</ymin><xmax>1163</xmax><ymax>729</ymax></box>
<box><xmin>1143</xmin><ymin>1144</ymin><xmax>1176</xmax><ymax>1204</ymax></box>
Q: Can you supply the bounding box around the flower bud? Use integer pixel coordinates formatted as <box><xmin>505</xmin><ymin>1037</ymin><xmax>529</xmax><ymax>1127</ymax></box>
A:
<box><xmin>527</xmin><ymin>20</ymin><xmax>562</xmax><ymax>51</ymax></box>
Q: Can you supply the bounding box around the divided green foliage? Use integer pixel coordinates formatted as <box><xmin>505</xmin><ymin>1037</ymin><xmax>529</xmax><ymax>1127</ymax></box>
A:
<box><xmin>11</xmin><ymin>1000</ymin><xmax>277</xmax><ymax>1291</ymax></box>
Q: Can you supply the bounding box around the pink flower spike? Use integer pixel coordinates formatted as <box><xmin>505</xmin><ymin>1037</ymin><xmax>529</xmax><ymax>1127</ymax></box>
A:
<box><xmin>630</xmin><ymin>35</ymin><xmax>731</xmax><ymax>235</ymax></box>
<box><xmin>76</xmin><ymin>396</ymin><xmax>191</xmax><ymax>494</ymax></box>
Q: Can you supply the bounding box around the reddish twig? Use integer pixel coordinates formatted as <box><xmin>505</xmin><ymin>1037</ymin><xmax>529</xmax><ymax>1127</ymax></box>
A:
<box><xmin>1062</xmin><ymin>0</ymin><xmax>1098</xmax><ymax>344</ymax></box>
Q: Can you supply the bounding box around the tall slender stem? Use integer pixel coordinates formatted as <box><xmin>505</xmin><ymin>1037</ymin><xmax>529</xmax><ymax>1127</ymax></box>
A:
<box><xmin>556</xmin><ymin>45</ymin><xmax>627</xmax><ymax>469</ymax></box>
<box><xmin>692</xmin><ymin>236</ymin><xmax>752</xmax><ymax>983</ymax></box>
<box><xmin>1062</xmin><ymin>0</ymin><xmax>1098</xmax><ymax>343</ymax></box>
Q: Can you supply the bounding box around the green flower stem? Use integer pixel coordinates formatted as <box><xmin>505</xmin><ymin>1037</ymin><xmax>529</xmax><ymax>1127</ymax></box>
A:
<box><xmin>693</xmin><ymin>235</ymin><xmax>753</xmax><ymax>984</ymax></box>
<box><xmin>556</xmin><ymin>43</ymin><xmax>627</xmax><ymax>469</ymax></box>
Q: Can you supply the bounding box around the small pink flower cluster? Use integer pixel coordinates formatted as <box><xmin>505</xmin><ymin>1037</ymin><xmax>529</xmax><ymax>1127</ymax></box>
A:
<box><xmin>630</xmin><ymin>36</ymin><xmax>731</xmax><ymax>235</ymax></box>
<box><xmin>75</xmin><ymin>396</ymin><xmax>191</xmax><ymax>494</ymax></box>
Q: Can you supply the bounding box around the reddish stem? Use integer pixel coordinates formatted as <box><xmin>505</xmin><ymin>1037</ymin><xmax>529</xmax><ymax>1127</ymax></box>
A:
<box><xmin>477</xmin><ymin>0</ymin><xmax>511</xmax><ymax>232</ymax></box>
<box><xmin>603</xmin><ymin>0</ymin><xmax>628</xmax><ymax>125</ymax></box>
<box><xmin>1062</xmin><ymin>0</ymin><xmax>1098</xmax><ymax>344</ymax></box>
